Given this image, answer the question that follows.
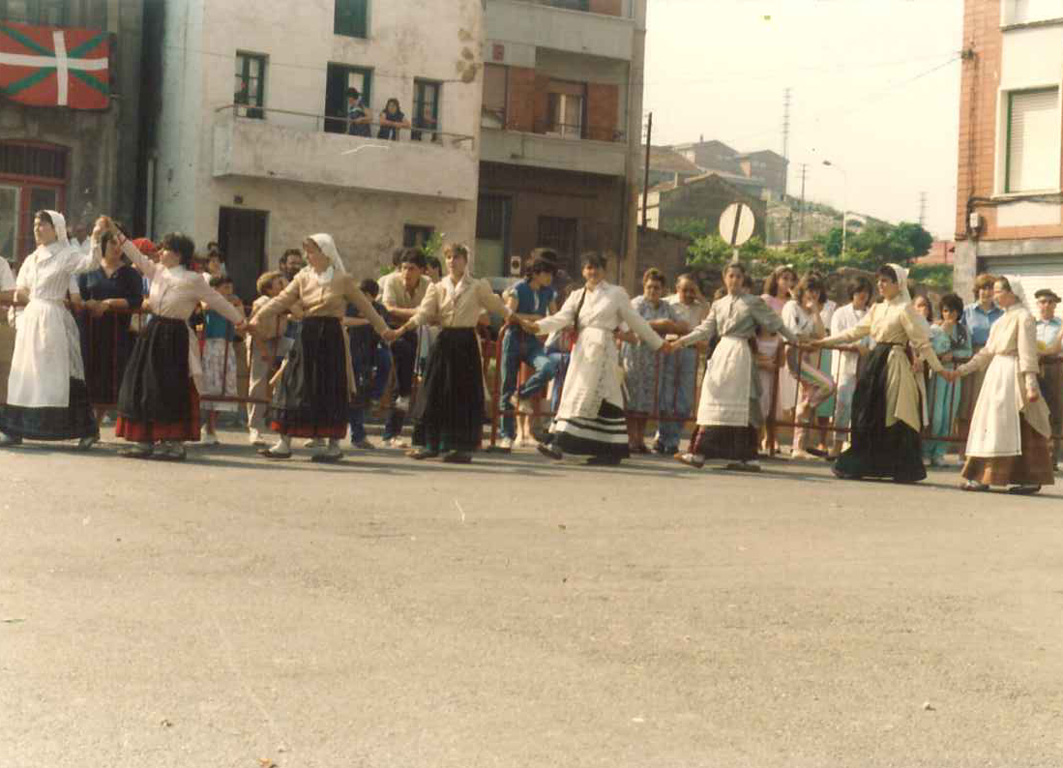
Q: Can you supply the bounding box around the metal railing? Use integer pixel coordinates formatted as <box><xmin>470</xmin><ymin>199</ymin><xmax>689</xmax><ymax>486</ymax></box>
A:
<box><xmin>215</xmin><ymin>104</ymin><xmax>475</xmax><ymax>147</ymax></box>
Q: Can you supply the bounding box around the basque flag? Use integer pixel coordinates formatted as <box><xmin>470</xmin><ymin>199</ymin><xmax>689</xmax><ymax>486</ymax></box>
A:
<box><xmin>0</xmin><ymin>21</ymin><xmax>109</xmax><ymax>110</ymax></box>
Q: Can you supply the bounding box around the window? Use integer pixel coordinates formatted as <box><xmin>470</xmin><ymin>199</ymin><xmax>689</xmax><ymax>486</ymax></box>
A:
<box><xmin>411</xmin><ymin>80</ymin><xmax>441</xmax><ymax>143</ymax></box>
<box><xmin>1002</xmin><ymin>0</ymin><xmax>1063</xmax><ymax>25</ymax></box>
<box><xmin>0</xmin><ymin>143</ymin><xmax>67</xmax><ymax>180</ymax></box>
<box><xmin>403</xmin><ymin>225</ymin><xmax>435</xmax><ymax>248</ymax></box>
<box><xmin>476</xmin><ymin>196</ymin><xmax>511</xmax><ymax>277</ymax></box>
<box><xmin>324</xmin><ymin>63</ymin><xmax>372</xmax><ymax>134</ymax></box>
<box><xmin>537</xmin><ymin>216</ymin><xmax>579</xmax><ymax>265</ymax></box>
<box><xmin>234</xmin><ymin>53</ymin><xmax>266</xmax><ymax>119</ymax></box>
<box><xmin>335</xmin><ymin>0</ymin><xmax>368</xmax><ymax>38</ymax></box>
<box><xmin>0</xmin><ymin>0</ymin><xmax>66</xmax><ymax>24</ymax></box>
<box><xmin>1005</xmin><ymin>88</ymin><xmax>1061</xmax><ymax>193</ymax></box>
<box><xmin>482</xmin><ymin>65</ymin><xmax>507</xmax><ymax>129</ymax></box>
<box><xmin>545</xmin><ymin>81</ymin><xmax>585</xmax><ymax>139</ymax></box>
<box><xmin>545</xmin><ymin>0</ymin><xmax>590</xmax><ymax>9</ymax></box>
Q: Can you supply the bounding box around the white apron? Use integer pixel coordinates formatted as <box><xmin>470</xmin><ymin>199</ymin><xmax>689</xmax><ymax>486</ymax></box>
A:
<box><xmin>555</xmin><ymin>327</ymin><xmax>622</xmax><ymax>421</ymax></box>
<box><xmin>7</xmin><ymin>299</ymin><xmax>84</xmax><ymax>408</ymax></box>
<box><xmin>696</xmin><ymin>336</ymin><xmax>753</xmax><ymax>427</ymax></box>
<box><xmin>965</xmin><ymin>355</ymin><xmax>1022</xmax><ymax>458</ymax></box>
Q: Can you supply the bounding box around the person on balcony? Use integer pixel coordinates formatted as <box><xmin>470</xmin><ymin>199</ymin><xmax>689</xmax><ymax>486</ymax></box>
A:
<box><xmin>346</xmin><ymin>87</ymin><xmax>372</xmax><ymax>137</ymax></box>
<box><xmin>378</xmin><ymin>98</ymin><xmax>411</xmax><ymax>141</ymax></box>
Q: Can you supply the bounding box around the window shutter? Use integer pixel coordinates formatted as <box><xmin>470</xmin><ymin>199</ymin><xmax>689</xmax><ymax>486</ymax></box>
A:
<box><xmin>1008</xmin><ymin>89</ymin><xmax>1060</xmax><ymax>193</ymax></box>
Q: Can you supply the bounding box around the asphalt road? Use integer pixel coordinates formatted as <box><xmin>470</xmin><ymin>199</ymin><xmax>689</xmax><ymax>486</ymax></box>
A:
<box><xmin>2</xmin><ymin>431</ymin><xmax>1062</xmax><ymax>767</ymax></box>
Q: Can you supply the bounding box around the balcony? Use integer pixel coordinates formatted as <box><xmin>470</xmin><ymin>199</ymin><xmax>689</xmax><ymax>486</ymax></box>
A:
<box><xmin>480</xmin><ymin>125</ymin><xmax>628</xmax><ymax>176</ymax></box>
<box><xmin>212</xmin><ymin>106</ymin><xmax>479</xmax><ymax>202</ymax></box>
<box><xmin>485</xmin><ymin>0</ymin><xmax>635</xmax><ymax>61</ymax></box>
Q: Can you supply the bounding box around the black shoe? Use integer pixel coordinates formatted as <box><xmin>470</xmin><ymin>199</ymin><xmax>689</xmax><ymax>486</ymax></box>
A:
<box><xmin>1008</xmin><ymin>484</ymin><xmax>1041</xmax><ymax>495</ymax></box>
<box><xmin>831</xmin><ymin>465</ymin><xmax>859</xmax><ymax>480</ymax></box>
<box><xmin>442</xmin><ymin>450</ymin><xmax>472</xmax><ymax>464</ymax></box>
<box><xmin>585</xmin><ymin>454</ymin><xmax>621</xmax><ymax>466</ymax></box>
<box><xmin>537</xmin><ymin>442</ymin><xmax>563</xmax><ymax>461</ymax></box>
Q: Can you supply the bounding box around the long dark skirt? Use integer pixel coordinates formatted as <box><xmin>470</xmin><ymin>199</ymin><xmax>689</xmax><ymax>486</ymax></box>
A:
<box><xmin>0</xmin><ymin>379</ymin><xmax>97</xmax><ymax>440</ymax></box>
<box><xmin>117</xmin><ymin>317</ymin><xmax>199</xmax><ymax>442</ymax></box>
<box><xmin>269</xmin><ymin>317</ymin><xmax>348</xmax><ymax>439</ymax></box>
<box><xmin>553</xmin><ymin>401</ymin><xmax>630</xmax><ymax>460</ymax></box>
<box><xmin>962</xmin><ymin>417</ymin><xmax>1055</xmax><ymax>487</ymax></box>
<box><xmin>80</xmin><ymin>314</ymin><xmax>134</xmax><ymax>406</ymax></box>
<box><xmin>411</xmin><ymin>328</ymin><xmax>484</xmax><ymax>452</ymax></box>
<box><xmin>835</xmin><ymin>344</ymin><xmax>926</xmax><ymax>483</ymax></box>
<box><xmin>691</xmin><ymin>424</ymin><xmax>759</xmax><ymax>461</ymax></box>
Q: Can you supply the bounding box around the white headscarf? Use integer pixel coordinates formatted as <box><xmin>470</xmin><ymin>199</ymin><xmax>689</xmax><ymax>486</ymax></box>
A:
<box><xmin>1003</xmin><ymin>274</ymin><xmax>1028</xmax><ymax>309</ymax></box>
<box><xmin>886</xmin><ymin>262</ymin><xmax>912</xmax><ymax>304</ymax></box>
<box><xmin>306</xmin><ymin>233</ymin><xmax>346</xmax><ymax>284</ymax></box>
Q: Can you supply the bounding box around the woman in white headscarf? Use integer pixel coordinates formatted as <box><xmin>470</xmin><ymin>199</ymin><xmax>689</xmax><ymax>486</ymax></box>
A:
<box><xmin>0</xmin><ymin>210</ymin><xmax>101</xmax><ymax>448</ymax></box>
<box><xmin>811</xmin><ymin>264</ymin><xmax>945</xmax><ymax>483</ymax></box>
<box><xmin>945</xmin><ymin>275</ymin><xmax>1054</xmax><ymax>494</ymax></box>
<box><xmin>249</xmin><ymin>233</ymin><xmax>390</xmax><ymax>462</ymax></box>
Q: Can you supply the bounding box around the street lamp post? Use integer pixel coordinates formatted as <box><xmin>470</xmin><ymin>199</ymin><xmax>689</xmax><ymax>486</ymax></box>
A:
<box><xmin>822</xmin><ymin>160</ymin><xmax>849</xmax><ymax>257</ymax></box>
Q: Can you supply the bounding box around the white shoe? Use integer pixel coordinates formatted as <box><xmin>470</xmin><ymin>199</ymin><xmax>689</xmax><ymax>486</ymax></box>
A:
<box><xmin>498</xmin><ymin>437</ymin><xmax>514</xmax><ymax>450</ymax></box>
<box><xmin>790</xmin><ymin>448</ymin><xmax>816</xmax><ymax>460</ymax></box>
<box><xmin>248</xmin><ymin>429</ymin><xmax>268</xmax><ymax>447</ymax></box>
<box><xmin>304</xmin><ymin>438</ymin><xmax>324</xmax><ymax>449</ymax></box>
<box><xmin>383</xmin><ymin>437</ymin><xmax>408</xmax><ymax>448</ymax></box>
<box><xmin>393</xmin><ymin>395</ymin><xmax>410</xmax><ymax>412</ymax></box>
<box><xmin>200</xmin><ymin>430</ymin><xmax>219</xmax><ymax>446</ymax></box>
<box><xmin>0</xmin><ymin>432</ymin><xmax>22</xmax><ymax>446</ymax></box>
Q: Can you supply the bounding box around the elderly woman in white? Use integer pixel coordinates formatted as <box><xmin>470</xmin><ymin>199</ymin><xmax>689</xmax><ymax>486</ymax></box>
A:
<box><xmin>0</xmin><ymin>210</ymin><xmax>101</xmax><ymax>448</ymax></box>
<box><xmin>944</xmin><ymin>276</ymin><xmax>1055</xmax><ymax>494</ymax></box>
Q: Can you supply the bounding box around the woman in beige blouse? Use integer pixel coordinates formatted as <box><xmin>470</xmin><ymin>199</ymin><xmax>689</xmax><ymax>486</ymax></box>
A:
<box><xmin>392</xmin><ymin>243</ymin><xmax>512</xmax><ymax>463</ymax></box>
<box><xmin>249</xmin><ymin>234</ymin><xmax>388</xmax><ymax>463</ymax></box>
<box><xmin>944</xmin><ymin>276</ymin><xmax>1054</xmax><ymax>494</ymax></box>
<box><xmin>811</xmin><ymin>264</ymin><xmax>944</xmax><ymax>483</ymax></box>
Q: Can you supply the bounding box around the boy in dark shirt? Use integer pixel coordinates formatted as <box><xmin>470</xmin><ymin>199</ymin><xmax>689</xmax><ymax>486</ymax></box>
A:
<box><xmin>345</xmin><ymin>279</ymin><xmax>391</xmax><ymax>448</ymax></box>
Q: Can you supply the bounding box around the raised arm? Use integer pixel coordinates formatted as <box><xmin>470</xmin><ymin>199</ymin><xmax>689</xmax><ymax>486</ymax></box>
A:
<box><xmin>120</xmin><ymin>238</ymin><xmax>158</xmax><ymax>280</ymax></box>
<box><xmin>67</xmin><ymin>236</ymin><xmax>103</xmax><ymax>275</ymax></box>
<box><xmin>344</xmin><ymin>277</ymin><xmax>390</xmax><ymax>336</ymax></box>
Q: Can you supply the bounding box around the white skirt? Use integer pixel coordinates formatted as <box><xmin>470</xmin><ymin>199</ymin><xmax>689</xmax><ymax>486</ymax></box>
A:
<box><xmin>965</xmin><ymin>355</ymin><xmax>1021</xmax><ymax>458</ymax></box>
<box><xmin>7</xmin><ymin>299</ymin><xmax>84</xmax><ymax>408</ymax></box>
<box><xmin>696</xmin><ymin>336</ymin><xmax>753</xmax><ymax>428</ymax></box>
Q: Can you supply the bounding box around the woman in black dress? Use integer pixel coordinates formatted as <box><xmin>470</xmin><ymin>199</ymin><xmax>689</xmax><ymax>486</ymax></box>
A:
<box><xmin>76</xmin><ymin>228</ymin><xmax>144</xmax><ymax>421</ymax></box>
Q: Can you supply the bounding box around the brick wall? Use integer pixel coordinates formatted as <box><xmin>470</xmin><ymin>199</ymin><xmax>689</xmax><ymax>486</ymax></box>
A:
<box><xmin>586</xmin><ymin>83</ymin><xmax>619</xmax><ymax>141</ymax></box>
<box><xmin>588</xmin><ymin>0</ymin><xmax>622</xmax><ymax>16</ymax></box>
<box><xmin>505</xmin><ymin>66</ymin><xmax>536</xmax><ymax>133</ymax></box>
<box><xmin>956</xmin><ymin>0</ymin><xmax>1063</xmax><ymax>242</ymax></box>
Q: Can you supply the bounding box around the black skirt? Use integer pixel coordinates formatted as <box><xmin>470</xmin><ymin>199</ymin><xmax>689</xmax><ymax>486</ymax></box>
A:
<box><xmin>117</xmin><ymin>317</ymin><xmax>193</xmax><ymax>425</ymax></box>
<box><xmin>834</xmin><ymin>343</ymin><xmax>926</xmax><ymax>483</ymax></box>
<box><xmin>79</xmin><ymin>313</ymin><xmax>135</xmax><ymax>406</ymax></box>
<box><xmin>411</xmin><ymin>328</ymin><xmax>484</xmax><ymax>452</ymax></box>
<box><xmin>0</xmin><ymin>378</ymin><xmax>97</xmax><ymax>440</ymax></box>
<box><xmin>691</xmin><ymin>425</ymin><xmax>759</xmax><ymax>461</ymax></box>
<box><xmin>269</xmin><ymin>317</ymin><xmax>349</xmax><ymax>438</ymax></box>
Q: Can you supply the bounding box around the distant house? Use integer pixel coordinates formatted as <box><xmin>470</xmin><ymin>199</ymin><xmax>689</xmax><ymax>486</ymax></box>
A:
<box><xmin>638</xmin><ymin>173</ymin><xmax>767</xmax><ymax>243</ymax></box>
<box><xmin>670</xmin><ymin>139</ymin><xmax>744</xmax><ymax>176</ymax></box>
<box><xmin>737</xmin><ymin>149</ymin><xmax>788</xmax><ymax>199</ymax></box>
<box><xmin>643</xmin><ymin>147</ymin><xmax>704</xmax><ymax>189</ymax></box>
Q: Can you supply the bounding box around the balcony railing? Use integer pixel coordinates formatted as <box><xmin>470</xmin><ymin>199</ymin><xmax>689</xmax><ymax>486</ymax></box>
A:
<box><xmin>217</xmin><ymin>104</ymin><xmax>475</xmax><ymax>148</ymax></box>
<box><xmin>481</xmin><ymin>107</ymin><xmax>626</xmax><ymax>143</ymax></box>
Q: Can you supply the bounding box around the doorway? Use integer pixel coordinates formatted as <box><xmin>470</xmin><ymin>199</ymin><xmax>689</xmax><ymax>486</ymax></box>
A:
<box><xmin>218</xmin><ymin>207</ymin><xmax>268</xmax><ymax>303</ymax></box>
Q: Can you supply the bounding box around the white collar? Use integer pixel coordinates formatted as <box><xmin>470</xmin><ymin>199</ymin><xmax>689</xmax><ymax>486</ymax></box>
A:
<box><xmin>314</xmin><ymin>266</ymin><xmax>334</xmax><ymax>285</ymax></box>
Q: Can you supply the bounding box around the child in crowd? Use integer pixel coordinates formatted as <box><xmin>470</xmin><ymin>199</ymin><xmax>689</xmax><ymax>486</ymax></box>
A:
<box><xmin>499</xmin><ymin>257</ymin><xmax>559</xmax><ymax>450</ymax></box>
<box><xmin>200</xmin><ymin>276</ymin><xmax>245</xmax><ymax>445</ymax></box>
<box><xmin>620</xmin><ymin>268</ymin><xmax>687</xmax><ymax>453</ymax></box>
<box><xmin>782</xmin><ymin>274</ymin><xmax>835</xmax><ymax>459</ymax></box>
<box><xmin>247</xmin><ymin>270</ymin><xmax>287</xmax><ymax>446</ymax></box>
<box><xmin>345</xmin><ymin>278</ymin><xmax>391</xmax><ymax>449</ymax></box>
<box><xmin>924</xmin><ymin>292</ymin><xmax>971</xmax><ymax>466</ymax></box>
<box><xmin>828</xmin><ymin>276</ymin><xmax>873</xmax><ymax>456</ymax></box>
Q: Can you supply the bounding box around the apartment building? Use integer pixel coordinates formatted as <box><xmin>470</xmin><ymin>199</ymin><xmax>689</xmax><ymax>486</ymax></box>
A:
<box><xmin>954</xmin><ymin>0</ymin><xmax>1063</xmax><ymax>303</ymax></box>
<box><xmin>146</xmin><ymin>0</ymin><xmax>483</xmax><ymax>300</ymax></box>
<box><xmin>477</xmin><ymin>0</ymin><xmax>646</xmax><ymax>286</ymax></box>
<box><xmin>0</xmin><ymin>0</ymin><xmax>145</xmax><ymax>260</ymax></box>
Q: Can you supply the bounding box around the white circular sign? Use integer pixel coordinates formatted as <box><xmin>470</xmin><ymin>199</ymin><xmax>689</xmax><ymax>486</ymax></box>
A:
<box><xmin>718</xmin><ymin>202</ymin><xmax>756</xmax><ymax>247</ymax></box>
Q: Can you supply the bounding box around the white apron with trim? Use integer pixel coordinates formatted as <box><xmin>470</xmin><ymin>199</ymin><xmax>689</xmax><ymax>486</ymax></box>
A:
<box><xmin>696</xmin><ymin>336</ymin><xmax>753</xmax><ymax>427</ymax></box>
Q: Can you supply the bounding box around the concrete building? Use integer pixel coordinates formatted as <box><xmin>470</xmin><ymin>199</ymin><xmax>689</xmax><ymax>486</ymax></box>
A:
<box><xmin>737</xmin><ymin>149</ymin><xmax>788</xmax><ymax>200</ymax></box>
<box><xmin>0</xmin><ymin>0</ymin><xmax>145</xmax><ymax>261</ymax></box>
<box><xmin>638</xmin><ymin>172</ymin><xmax>767</xmax><ymax>243</ymax></box>
<box><xmin>145</xmin><ymin>0</ymin><xmax>483</xmax><ymax>300</ymax></box>
<box><xmin>954</xmin><ymin>0</ymin><xmax>1063</xmax><ymax>305</ymax></box>
<box><xmin>478</xmin><ymin>0</ymin><xmax>647</xmax><ymax>287</ymax></box>
<box><xmin>642</xmin><ymin>146</ymin><xmax>703</xmax><ymax>190</ymax></box>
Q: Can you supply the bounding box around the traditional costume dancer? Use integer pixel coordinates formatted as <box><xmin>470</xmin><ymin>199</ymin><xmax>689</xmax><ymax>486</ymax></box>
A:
<box><xmin>530</xmin><ymin>252</ymin><xmax>668</xmax><ymax>466</ymax></box>
<box><xmin>0</xmin><ymin>211</ymin><xmax>101</xmax><ymax>448</ymax></box>
<box><xmin>114</xmin><ymin>227</ymin><xmax>245</xmax><ymax>460</ymax></box>
<box><xmin>813</xmin><ymin>264</ymin><xmax>944</xmax><ymax>483</ymax></box>
<box><xmin>249</xmin><ymin>234</ymin><xmax>388</xmax><ymax>463</ymax></box>
<box><xmin>393</xmin><ymin>243</ymin><xmax>512</xmax><ymax>463</ymax></box>
<box><xmin>674</xmin><ymin>262</ymin><xmax>797</xmax><ymax>472</ymax></box>
<box><xmin>949</xmin><ymin>276</ymin><xmax>1055</xmax><ymax>494</ymax></box>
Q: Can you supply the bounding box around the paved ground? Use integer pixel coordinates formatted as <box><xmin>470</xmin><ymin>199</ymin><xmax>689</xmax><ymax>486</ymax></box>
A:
<box><xmin>2</xmin><ymin>429</ymin><xmax>1063</xmax><ymax>768</ymax></box>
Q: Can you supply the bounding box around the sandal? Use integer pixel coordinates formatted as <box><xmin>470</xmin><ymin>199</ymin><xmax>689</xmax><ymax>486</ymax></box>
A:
<box><xmin>961</xmin><ymin>480</ymin><xmax>990</xmax><ymax>492</ymax></box>
<box><xmin>258</xmin><ymin>447</ymin><xmax>292</xmax><ymax>460</ymax></box>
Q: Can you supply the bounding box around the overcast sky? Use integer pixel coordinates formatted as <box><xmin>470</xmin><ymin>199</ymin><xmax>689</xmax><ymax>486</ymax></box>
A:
<box><xmin>642</xmin><ymin>0</ymin><xmax>964</xmax><ymax>239</ymax></box>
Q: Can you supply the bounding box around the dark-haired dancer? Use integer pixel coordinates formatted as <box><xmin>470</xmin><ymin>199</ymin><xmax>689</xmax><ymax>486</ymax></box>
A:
<box><xmin>674</xmin><ymin>262</ymin><xmax>797</xmax><ymax>472</ymax></box>
<box><xmin>812</xmin><ymin>264</ymin><xmax>944</xmax><ymax>483</ymax></box>
<box><xmin>0</xmin><ymin>211</ymin><xmax>102</xmax><ymax>449</ymax></box>
<box><xmin>528</xmin><ymin>252</ymin><xmax>669</xmax><ymax>466</ymax></box>
<box><xmin>114</xmin><ymin>225</ymin><xmax>246</xmax><ymax>460</ymax></box>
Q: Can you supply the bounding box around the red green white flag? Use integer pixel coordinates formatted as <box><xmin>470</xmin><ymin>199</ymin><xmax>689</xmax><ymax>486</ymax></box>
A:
<box><xmin>0</xmin><ymin>21</ymin><xmax>109</xmax><ymax>110</ymax></box>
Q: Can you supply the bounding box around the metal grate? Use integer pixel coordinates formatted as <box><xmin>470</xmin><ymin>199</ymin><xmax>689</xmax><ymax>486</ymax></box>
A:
<box><xmin>0</xmin><ymin>143</ymin><xmax>68</xmax><ymax>180</ymax></box>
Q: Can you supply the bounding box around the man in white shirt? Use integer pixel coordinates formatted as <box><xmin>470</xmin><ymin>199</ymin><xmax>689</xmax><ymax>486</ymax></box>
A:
<box><xmin>379</xmin><ymin>248</ymin><xmax>431</xmax><ymax>447</ymax></box>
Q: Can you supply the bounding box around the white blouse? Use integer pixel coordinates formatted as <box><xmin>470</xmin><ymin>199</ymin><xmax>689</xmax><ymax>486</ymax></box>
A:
<box><xmin>538</xmin><ymin>281</ymin><xmax>663</xmax><ymax>350</ymax></box>
<box><xmin>16</xmin><ymin>241</ymin><xmax>99</xmax><ymax>302</ymax></box>
<box><xmin>121</xmin><ymin>240</ymin><xmax>243</xmax><ymax>325</ymax></box>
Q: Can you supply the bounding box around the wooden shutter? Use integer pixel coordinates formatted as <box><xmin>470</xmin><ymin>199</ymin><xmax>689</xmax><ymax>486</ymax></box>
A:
<box><xmin>586</xmin><ymin>83</ymin><xmax>619</xmax><ymax>142</ymax></box>
<box><xmin>1007</xmin><ymin>88</ymin><xmax>1060</xmax><ymax>193</ymax></box>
